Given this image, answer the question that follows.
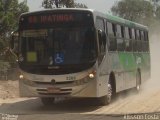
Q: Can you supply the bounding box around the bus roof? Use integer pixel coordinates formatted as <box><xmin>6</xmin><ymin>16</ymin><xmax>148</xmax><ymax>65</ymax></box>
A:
<box><xmin>20</xmin><ymin>8</ymin><xmax>94</xmax><ymax>16</ymax></box>
<box><xmin>93</xmin><ymin>10</ymin><xmax>148</xmax><ymax>30</ymax></box>
<box><xmin>20</xmin><ymin>8</ymin><xmax>148</xmax><ymax>30</ymax></box>
<box><xmin>105</xmin><ymin>13</ymin><xmax>148</xmax><ymax>30</ymax></box>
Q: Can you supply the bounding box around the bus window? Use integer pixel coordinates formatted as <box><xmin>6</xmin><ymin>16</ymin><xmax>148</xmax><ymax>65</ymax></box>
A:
<box><xmin>107</xmin><ymin>22</ymin><xmax>117</xmax><ymax>51</ymax></box>
<box><xmin>136</xmin><ymin>29</ymin><xmax>140</xmax><ymax>40</ymax></box>
<box><xmin>128</xmin><ymin>28</ymin><xmax>132</xmax><ymax>39</ymax></box>
<box><xmin>117</xmin><ymin>25</ymin><xmax>124</xmax><ymax>51</ymax></box>
<box><xmin>140</xmin><ymin>31</ymin><xmax>144</xmax><ymax>52</ymax></box>
<box><xmin>125</xmin><ymin>27</ymin><xmax>129</xmax><ymax>39</ymax></box>
<box><xmin>140</xmin><ymin>31</ymin><xmax>144</xmax><ymax>41</ymax></box>
<box><xmin>107</xmin><ymin>22</ymin><xmax>113</xmax><ymax>35</ymax></box>
<box><xmin>144</xmin><ymin>31</ymin><xmax>149</xmax><ymax>41</ymax></box>
<box><xmin>125</xmin><ymin>27</ymin><xmax>132</xmax><ymax>51</ymax></box>
<box><xmin>133</xmin><ymin>29</ymin><xmax>137</xmax><ymax>52</ymax></box>
<box><xmin>96</xmin><ymin>18</ymin><xmax>105</xmax><ymax>32</ymax></box>
<box><xmin>96</xmin><ymin>18</ymin><xmax>106</xmax><ymax>55</ymax></box>
<box><xmin>134</xmin><ymin>29</ymin><xmax>139</xmax><ymax>52</ymax></box>
<box><xmin>137</xmin><ymin>30</ymin><xmax>142</xmax><ymax>52</ymax></box>
<box><xmin>98</xmin><ymin>30</ymin><xmax>106</xmax><ymax>54</ymax></box>
<box><xmin>132</xmin><ymin>28</ymin><xmax>135</xmax><ymax>39</ymax></box>
<box><xmin>117</xmin><ymin>25</ymin><xmax>122</xmax><ymax>38</ymax></box>
<box><xmin>105</xmin><ymin>21</ymin><xmax>108</xmax><ymax>34</ymax></box>
<box><xmin>144</xmin><ymin>31</ymin><xmax>149</xmax><ymax>52</ymax></box>
<box><xmin>121</xmin><ymin>26</ymin><xmax>125</xmax><ymax>38</ymax></box>
<box><xmin>112</xmin><ymin>23</ymin><xmax>117</xmax><ymax>36</ymax></box>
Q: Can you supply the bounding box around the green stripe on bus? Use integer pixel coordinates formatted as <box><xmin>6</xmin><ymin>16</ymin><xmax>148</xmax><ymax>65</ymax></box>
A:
<box><xmin>119</xmin><ymin>52</ymin><xmax>136</xmax><ymax>71</ymax></box>
<box><xmin>118</xmin><ymin>52</ymin><xmax>150</xmax><ymax>71</ymax></box>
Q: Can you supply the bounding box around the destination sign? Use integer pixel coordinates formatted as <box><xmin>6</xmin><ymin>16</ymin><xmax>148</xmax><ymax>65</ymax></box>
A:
<box><xmin>19</xmin><ymin>11</ymin><xmax>93</xmax><ymax>30</ymax></box>
<box><xmin>28</xmin><ymin>14</ymin><xmax>74</xmax><ymax>24</ymax></box>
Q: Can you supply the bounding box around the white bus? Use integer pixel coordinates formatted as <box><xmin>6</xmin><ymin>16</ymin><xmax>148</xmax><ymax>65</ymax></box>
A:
<box><xmin>11</xmin><ymin>8</ymin><xmax>150</xmax><ymax>105</ymax></box>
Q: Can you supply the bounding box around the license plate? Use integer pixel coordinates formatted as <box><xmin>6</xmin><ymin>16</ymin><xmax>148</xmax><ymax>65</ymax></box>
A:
<box><xmin>47</xmin><ymin>87</ymin><xmax>60</xmax><ymax>93</ymax></box>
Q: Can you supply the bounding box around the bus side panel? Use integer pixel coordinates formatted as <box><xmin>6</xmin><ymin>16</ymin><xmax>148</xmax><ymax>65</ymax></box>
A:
<box><xmin>109</xmin><ymin>53</ymin><xmax>125</xmax><ymax>92</ymax></box>
<box><xmin>97</xmin><ymin>52</ymin><xmax>125</xmax><ymax>97</ymax></box>
<box><xmin>133</xmin><ymin>52</ymin><xmax>151</xmax><ymax>83</ymax></box>
<box><xmin>119</xmin><ymin>52</ymin><xmax>137</xmax><ymax>89</ymax></box>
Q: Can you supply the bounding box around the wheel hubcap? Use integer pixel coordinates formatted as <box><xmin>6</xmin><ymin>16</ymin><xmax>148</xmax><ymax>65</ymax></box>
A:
<box><xmin>137</xmin><ymin>84</ymin><xmax>140</xmax><ymax>90</ymax></box>
<box><xmin>136</xmin><ymin>73</ymin><xmax>140</xmax><ymax>91</ymax></box>
<box><xmin>108</xmin><ymin>83</ymin><xmax>112</xmax><ymax>102</ymax></box>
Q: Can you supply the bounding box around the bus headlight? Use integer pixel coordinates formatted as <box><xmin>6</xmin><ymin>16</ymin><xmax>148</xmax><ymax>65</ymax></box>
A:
<box><xmin>89</xmin><ymin>73</ymin><xmax>94</xmax><ymax>79</ymax></box>
<box><xmin>19</xmin><ymin>74</ymin><xmax>35</xmax><ymax>86</ymax></box>
<box><xmin>19</xmin><ymin>74</ymin><xmax>24</xmax><ymax>79</ymax></box>
<box><xmin>74</xmin><ymin>75</ymin><xmax>95</xmax><ymax>86</ymax></box>
<box><xmin>89</xmin><ymin>70</ymin><xmax>96</xmax><ymax>79</ymax></box>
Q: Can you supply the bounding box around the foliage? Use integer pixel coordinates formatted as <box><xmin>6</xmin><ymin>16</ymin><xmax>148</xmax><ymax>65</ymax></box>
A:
<box><xmin>0</xmin><ymin>0</ymin><xmax>29</xmax><ymax>34</ymax></box>
<box><xmin>155</xmin><ymin>6</ymin><xmax>160</xmax><ymax>19</ymax></box>
<box><xmin>0</xmin><ymin>60</ymin><xmax>10</xmax><ymax>73</ymax></box>
<box><xmin>0</xmin><ymin>0</ymin><xmax>29</xmax><ymax>71</ymax></box>
<box><xmin>42</xmin><ymin>0</ymin><xmax>87</xmax><ymax>9</ymax></box>
<box><xmin>74</xmin><ymin>3</ymin><xmax>87</xmax><ymax>8</ymax></box>
<box><xmin>111</xmin><ymin>0</ymin><xmax>155</xmax><ymax>26</ymax></box>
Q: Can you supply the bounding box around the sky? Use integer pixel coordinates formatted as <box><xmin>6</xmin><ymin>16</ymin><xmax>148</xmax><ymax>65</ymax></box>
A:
<box><xmin>26</xmin><ymin>0</ymin><xmax>117</xmax><ymax>13</ymax></box>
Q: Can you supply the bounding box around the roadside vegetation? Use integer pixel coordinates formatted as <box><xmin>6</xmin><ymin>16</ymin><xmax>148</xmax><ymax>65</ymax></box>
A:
<box><xmin>0</xmin><ymin>0</ymin><xmax>28</xmax><ymax>79</ymax></box>
<box><xmin>111</xmin><ymin>0</ymin><xmax>160</xmax><ymax>32</ymax></box>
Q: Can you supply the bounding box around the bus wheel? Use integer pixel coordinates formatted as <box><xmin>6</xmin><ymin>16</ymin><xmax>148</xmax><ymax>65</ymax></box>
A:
<box><xmin>41</xmin><ymin>97</ymin><xmax>55</xmax><ymax>106</ymax></box>
<box><xmin>98</xmin><ymin>80</ymin><xmax>113</xmax><ymax>105</ymax></box>
<box><xmin>107</xmin><ymin>82</ymin><xmax>112</xmax><ymax>103</ymax></box>
<box><xmin>136</xmin><ymin>71</ymin><xmax>141</xmax><ymax>92</ymax></box>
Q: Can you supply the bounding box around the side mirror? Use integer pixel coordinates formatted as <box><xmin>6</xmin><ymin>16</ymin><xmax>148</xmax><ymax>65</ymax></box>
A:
<box><xmin>98</xmin><ymin>29</ymin><xmax>106</xmax><ymax>47</ymax></box>
<box><xmin>98</xmin><ymin>30</ymin><xmax>107</xmax><ymax>42</ymax></box>
<box><xmin>10</xmin><ymin>31</ymin><xmax>19</xmax><ymax>54</ymax></box>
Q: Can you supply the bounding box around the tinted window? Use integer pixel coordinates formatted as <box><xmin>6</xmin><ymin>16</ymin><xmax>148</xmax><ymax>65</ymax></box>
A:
<box><xmin>96</xmin><ymin>18</ymin><xmax>105</xmax><ymax>31</ymax></box>
<box><xmin>143</xmin><ymin>31</ymin><xmax>149</xmax><ymax>52</ymax></box>
<box><xmin>132</xmin><ymin>29</ymin><xmax>135</xmax><ymax>39</ymax></box>
<box><xmin>121</xmin><ymin>26</ymin><xmax>125</xmax><ymax>38</ymax></box>
<box><xmin>117</xmin><ymin>25</ymin><xmax>124</xmax><ymax>51</ymax></box>
<box><xmin>112</xmin><ymin>24</ymin><xmax>117</xmax><ymax>36</ymax></box>
<box><xmin>125</xmin><ymin>27</ymin><xmax>132</xmax><ymax>51</ymax></box>
<box><xmin>117</xmin><ymin>25</ymin><xmax>122</xmax><ymax>38</ymax></box>
<box><xmin>108</xmin><ymin>22</ymin><xmax>117</xmax><ymax>51</ymax></box>
<box><xmin>107</xmin><ymin>22</ymin><xmax>113</xmax><ymax>35</ymax></box>
<box><xmin>125</xmin><ymin>27</ymin><xmax>129</xmax><ymax>39</ymax></box>
<box><xmin>128</xmin><ymin>28</ymin><xmax>132</xmax><ymax>39</ymax></box>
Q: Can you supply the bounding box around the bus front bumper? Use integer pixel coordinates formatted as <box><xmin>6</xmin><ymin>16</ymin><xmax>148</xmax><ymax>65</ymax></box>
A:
<box><xmin>19</xmin><ymin>78</ymin><xmax>97</xmax><ymax>98</ymax></box>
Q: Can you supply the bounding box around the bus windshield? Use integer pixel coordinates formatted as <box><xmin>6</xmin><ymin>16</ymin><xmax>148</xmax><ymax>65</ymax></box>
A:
<box><xmin>19</xmin><ymin>27</ymin><xmax>97</xmax><ymax>75</ymax></box>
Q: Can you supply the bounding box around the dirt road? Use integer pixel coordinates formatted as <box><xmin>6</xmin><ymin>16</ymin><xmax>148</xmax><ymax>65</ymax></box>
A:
<box><xmin>0</xmin><ymin>79</ymin><xmax>160</xmax><ymax>120</ymax></box>
<box><xmin>0</xmin><ymin>35</ymin><xmax>160</xmax><ymax>120</ymax></box>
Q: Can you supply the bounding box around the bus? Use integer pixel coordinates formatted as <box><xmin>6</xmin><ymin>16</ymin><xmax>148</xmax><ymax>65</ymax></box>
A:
<box><xmin>11</xmin><ymin>8</ymin><xmax>150</xmax><ymax>105</ymax></box>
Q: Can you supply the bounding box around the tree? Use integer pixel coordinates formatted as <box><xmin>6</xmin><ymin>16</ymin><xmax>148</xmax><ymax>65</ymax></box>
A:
<box><xmin>111</xmin><ymin>0</ymin><xmax>154</xmax><ymax>26</ymax></box>
<box><xmin>0</xmin><ymin>0</ymin><xmax>29</xmax><ymax>34</ymax></box>
<box><xmin>74</xmin><ymin>3</ymin><xmax>87</xmax><ymax>8</ymax></box>
<box><xmin>0</xmin><ymin>0</ymin><xmax>29</xmax><ymax>75</ymax></box>
<box><xmin>0</xmin><ymin>0</ymin><xmax>28</xmax><ymax>49</ymax></box>
<box><xmin>156</xmin><ymin>6</ymin><xmax>160</xmax><ymax>19</ymax></box>
<box><xmin>42</xmin><ymin>0</ymin><xmax>87</xmax><ymax>9</ymax></box>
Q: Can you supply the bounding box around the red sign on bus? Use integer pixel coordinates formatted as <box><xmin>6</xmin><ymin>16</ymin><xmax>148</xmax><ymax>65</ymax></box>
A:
<box><xmin>28</xmin><ymin>14</ymin><xmax>74</xmax><ymax>24</ymax></box>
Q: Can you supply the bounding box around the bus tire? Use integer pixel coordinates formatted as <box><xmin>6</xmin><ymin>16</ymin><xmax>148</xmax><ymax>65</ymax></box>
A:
<box><xmin>98</xmin><ymin>79</ymin><xmax>113</xmax><ymax>105</ymax></box>
<box><xmin>41</xmin><ymin>97</ymin><xmax>55</xmax><ymax>106</ymax></box>
<box><xmin>135</xmin><ymin>71</ymin><xmax>141</xmax><ymax>92</ymax></box>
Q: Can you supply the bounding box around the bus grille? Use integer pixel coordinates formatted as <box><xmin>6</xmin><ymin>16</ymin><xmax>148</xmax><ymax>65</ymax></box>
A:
<box><xmin>36</xmin><ymin>88</ymin><xmax>72</xmax><ymax>95</ymax></box>
<box><xmin>38</xmin><ymin>92</ymin><xmax>71</xmax><ymax>95</ymax></box>
<box><xmin>34</xmin><ymin>81</ymin><xmax>74</xmax><ymax>85</ymax></box>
